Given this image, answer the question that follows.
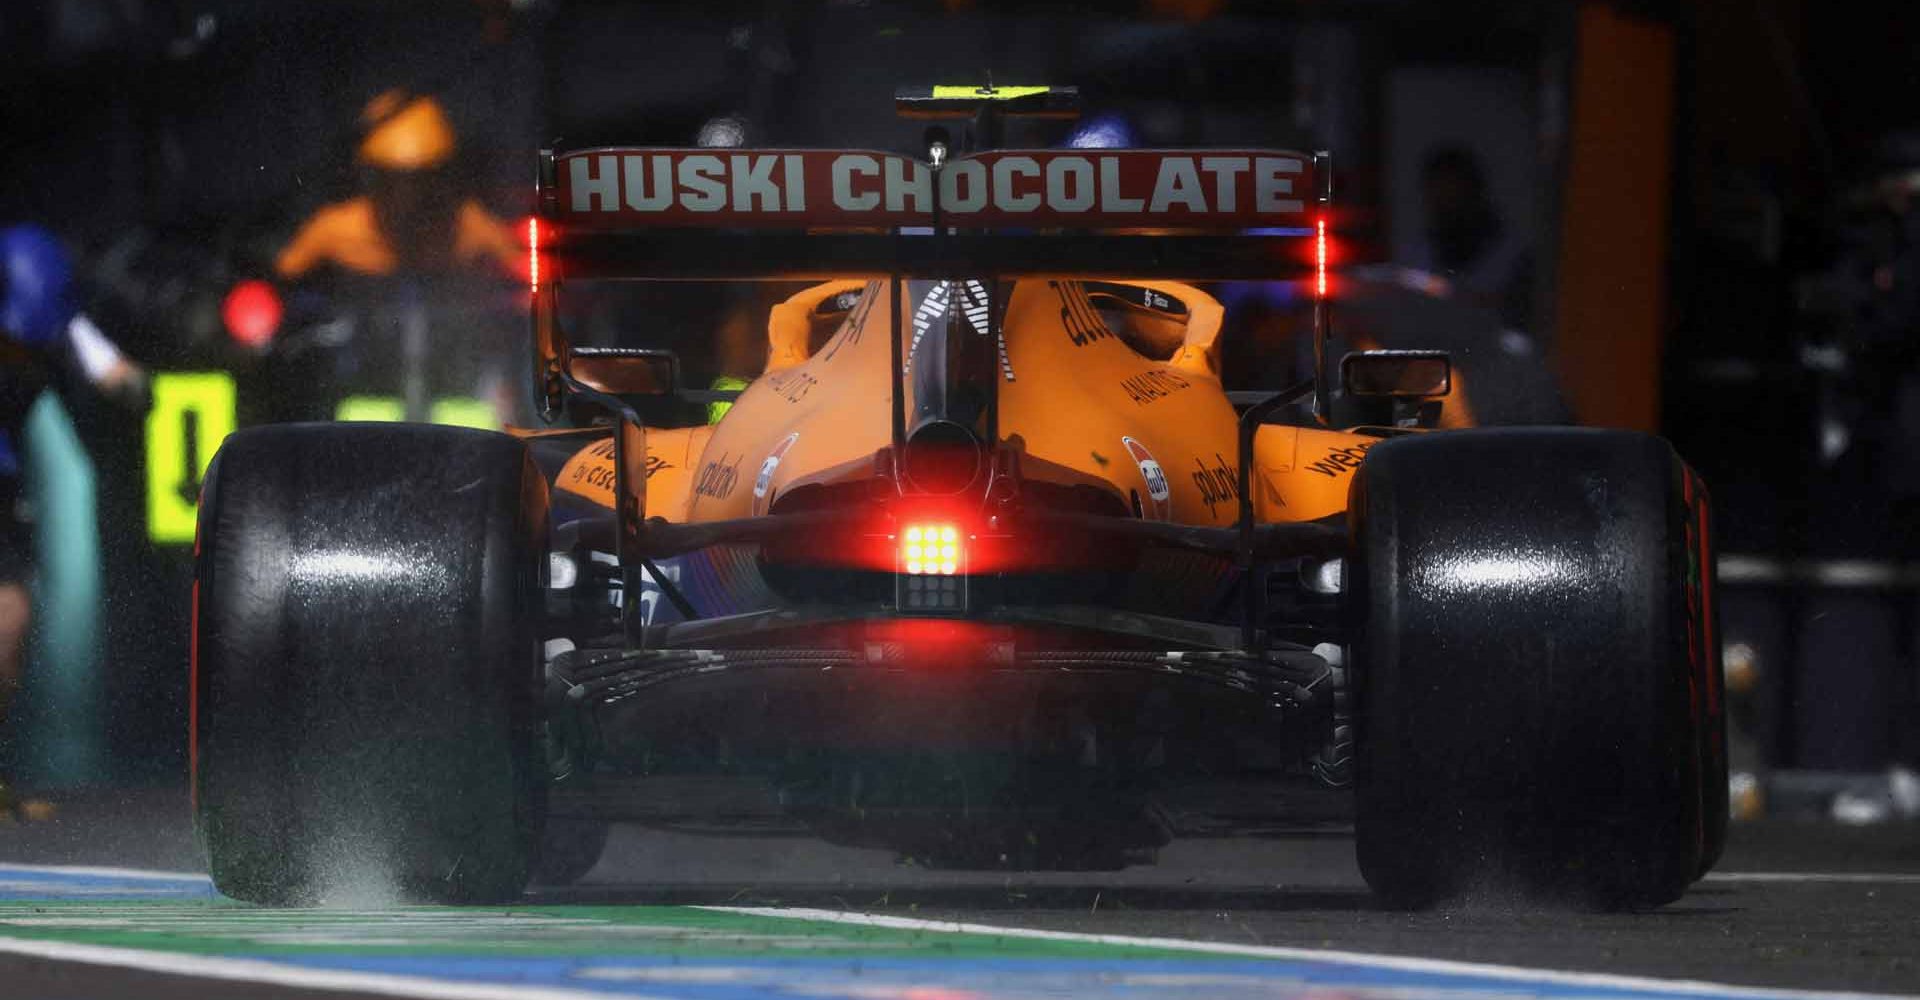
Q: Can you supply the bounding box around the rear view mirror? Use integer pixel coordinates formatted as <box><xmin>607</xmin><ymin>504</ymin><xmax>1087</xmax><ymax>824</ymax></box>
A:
<box><xmin>566</xmin><ymin>347</ymin><xmax>679</xmax><ymax>398</ymax></box>
<box><xmin>1342</xmin><ymin>350</ymin><xmax>1451</xmax><ymax>398</ymax></box>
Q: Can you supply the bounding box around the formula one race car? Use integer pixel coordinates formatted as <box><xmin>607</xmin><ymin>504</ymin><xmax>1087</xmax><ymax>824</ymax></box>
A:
<box><xmin>192</xmin><ymin>87</ymin><xmax>1725</xmax><ymax>909</ymax></box>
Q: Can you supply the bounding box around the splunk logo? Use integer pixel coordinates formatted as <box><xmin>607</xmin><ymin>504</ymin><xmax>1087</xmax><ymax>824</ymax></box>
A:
<box><xmin>1051</xmin><ymin>281</ymin><xmax>1115</xmax><ymax>348</ymax></box>
<box><xmin>695</xmin><ymin>453</ymin><xmax>743</xmax><ymax>499</ymax></box>
<box><xmin>1191</xmin><ymin>453</ymin><xmax>1239</xmax><ymax>515</ymax></box>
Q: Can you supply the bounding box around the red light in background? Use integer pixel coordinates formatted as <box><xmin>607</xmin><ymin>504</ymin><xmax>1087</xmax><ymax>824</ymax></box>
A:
<box><xmin>528</xmin><ymin>217</ymin><xmax>540</xmax><ymax>292</ymax></box>
<box><xmin>221</xmin><ymin>279</ymin><xmax>282</xmax><ymax>349</ymax></box>
<box><xmin>862</xmin><ymin>617</ymin><xmax>1002</xmax><ymax>669</ymax></box>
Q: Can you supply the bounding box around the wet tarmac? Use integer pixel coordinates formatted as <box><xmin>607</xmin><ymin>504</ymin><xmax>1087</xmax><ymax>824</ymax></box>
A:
<box><xmin>2</xmin><ymin>785</ymin><xmax>1916</xmax><ymax>999</ymax></box>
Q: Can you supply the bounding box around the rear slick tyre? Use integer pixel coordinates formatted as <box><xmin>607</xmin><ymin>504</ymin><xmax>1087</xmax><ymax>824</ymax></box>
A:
<box><xmin>1351</xmin><ymin>428</ymin><xmax>1715</xmax><ymax>910</ymax></box>
<box><xmin>194</xmin><ymin>423</ymin><xmax>548</xmax><ymax>905</ymax></box>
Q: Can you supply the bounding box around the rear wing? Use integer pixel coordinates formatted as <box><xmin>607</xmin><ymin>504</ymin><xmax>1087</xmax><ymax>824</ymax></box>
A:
<box><xmin>533</xmin><ymin>147</ymin><xmax>1329</xmax><ymax>279</ymax></box>
<box><xmin>529</xmin><ymin>144</ymin><xmax>1334</xmax><ymax>416</ymax></box>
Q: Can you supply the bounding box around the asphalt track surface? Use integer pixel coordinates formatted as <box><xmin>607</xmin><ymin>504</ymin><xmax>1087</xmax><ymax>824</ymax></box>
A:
<box><xmin>2</xmin><ymin>785</ymin><xmax>1917</xmax><ymax>999</ymax></box>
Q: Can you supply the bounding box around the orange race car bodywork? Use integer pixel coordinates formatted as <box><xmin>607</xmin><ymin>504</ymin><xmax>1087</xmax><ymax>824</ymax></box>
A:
<box><xmin>517</xmin><ymin>132</ymin><xmax>1407</xmax><ymax>645</ymax></box>
<box><xmin>551</xmin><ymin>278</ymin><xmax>1374</xmax><ymax>531</ymax></box>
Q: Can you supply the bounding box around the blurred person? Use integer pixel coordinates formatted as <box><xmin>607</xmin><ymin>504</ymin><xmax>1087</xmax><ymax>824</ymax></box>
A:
<box><xmin>1795</xmin><ymin>130</ymin><xmax>1920</xmax><ymax>555</ymax></box>
<box><xmin>0</xmin><ymin>224</ymin><xmax>146</xmax><ymax>821</ymax></box>
<box><xmin>1835</xmin><ymin>130</ymin><xmax>1920</xmax><ymax>522</ymax></box>
<box><xmin>1801</xmin><ymin>129</ymin><xmax>1920</xmax><ymax>807</ymax></box>
<box><xmin>271</xmin><ymin>90</ymin><xmax>526</xmax><ymax>426</ymax></box>
<box><xmin>1348</xmin><ymin>143</ymin><xmax>1567</xmax><ymax>425</ymax></box>
<box><xmin>1404</xmin><ymin>145</ymin><xmax>1533</xmax><ymax>331</ymax></box>
<box><xmin>276</xmin><ymin>91</ymin><xmax>521</xmax><ymax>281</ymax></box>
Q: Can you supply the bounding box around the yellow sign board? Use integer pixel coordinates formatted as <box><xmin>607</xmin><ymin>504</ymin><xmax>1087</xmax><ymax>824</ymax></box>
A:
<box><xmin>929</xmin><ymin>85</ymin><xmax>1053</xmax><ymax>101</ymax></box>
<box><xmin>334</xmin><ymin>395</ymin><xmax>406</xmax><ymax>423</ymax></box>
<box><xmin>333</xmin><ymin>395</ymin><xmax>495</xmax><ymax>429</ymax></box>
<box><xmin>145</xmin><ymin>371</ymin><xmax>236</xmax><ymax>544</ymax></box>
<box><xmin>145</xmin><ymin>379</ymin><xmax>497</xmax><ymax>544</ymax></box>
<box><xmin>427</xmin><ymin>397</ymin><xmax>497</xmax><ymax>430</ymax></box>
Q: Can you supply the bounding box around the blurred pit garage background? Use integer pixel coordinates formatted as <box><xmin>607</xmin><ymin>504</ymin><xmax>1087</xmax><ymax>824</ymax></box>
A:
<box><xmin>0</xmin><ymin>0</ymin><xmax>1916</xmax><ymax>825</ymax></box>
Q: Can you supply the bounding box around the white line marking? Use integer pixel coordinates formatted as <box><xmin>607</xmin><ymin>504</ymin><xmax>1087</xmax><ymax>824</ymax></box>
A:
<box><xmin>703</xmin><ymin>906</ymin><xmax>1918</xmax><ymax>1000</ymax></box>
<box><xmin>0</xmin><ymin>937</ymin><xmax>667</xmax><ymax>1000</ymax></box>
<box><xmin>1707</xmin><ymin>871</ymin><xmax>1920</xmax><ymax>885</ymax></box>
<box><xmin>3</xmin><ymin>864</ymin><xmax>1915</xmax><ymax>999</ymax></box>
<box><xmin>0</xmin><ymin>863</ymin><xmax>208</xmax><ymax>882</ymax></box>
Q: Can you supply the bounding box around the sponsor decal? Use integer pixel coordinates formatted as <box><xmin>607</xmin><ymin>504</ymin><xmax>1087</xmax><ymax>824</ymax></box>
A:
<box><xmin>769</xmin><ymin>370</ymin><xmax>818</xmax><ymax>403</ymax></box>
<box><xmin>569</xmin><ymin>455</ymin><xmax>617</xmax><ymax>495</ymax></box>
<box><xmin>1191</xmin><ymin>453</ymin><xmax>1240</xmax><ymax>515</ymax></box>
<box><xmin>905</xmin><ymin>280</ymin><xmax>997</xmax><ymax>376</ymax></box>
<box><xmin>753</xmin><ymin>433</ymin><xmax>799</xmax><ymax>513</ymax></box>
<box><xmin>955</xmin><ymin>279</ymin><xmax>992</xmax><ymax>336</ymax></box>
<box><xmin>1052</xmin><ymin>281</ymin><xmax>1115</xmax><ymax>348</ymax></box>
<box><xmin>558</xmin><ymin>438</ymin><xmax>672</xmax><ymax>506</ymax></box>
<box><xmin>694</xmin><ymin>453</ymin><xmax>743</xmax><ymax>500</ymax></box>
<box><xmin>816</xmin><ymin>280</ymin><xmax>878</xmax><ymax>362</ymax></box>
<box><xmin>905</xmin><ymin>280</ymin><xmax>1011</xmax><ymax>381</ymax></box>
<box><xmin>556</xmin><ymin>149</ymin><xmax>1312</xmax><ymax>229</ymax></box>
<box><xmin>1120</xmin><ymin>369</ymin><xmax>1191</xmax><ymax>405</ymax></box>
<box><xmin>905</xmin><ymin>281</ymin><xmax>951</xmax><ymax>373</ymax></box>
<box><xmin>1303</xmin><ymin>440</ymin><xmax>1377</xmax><ymax>478</ymax></box>
<box><xmin>1122</xmin><ymin>437</ymin><xmax>1172</xmax><ymax>521</ymax></box>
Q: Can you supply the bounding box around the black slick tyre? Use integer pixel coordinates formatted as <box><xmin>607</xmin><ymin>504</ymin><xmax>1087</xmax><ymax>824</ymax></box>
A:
<box><xmin>194</xmin><ymin>423</ymin><xmax>548</xmax><ymax>905</ymax></box>
<box><xmin>1350</xmin><ymin>428</ymin><xmax>1715</xmax><ymax>910</ymax></box>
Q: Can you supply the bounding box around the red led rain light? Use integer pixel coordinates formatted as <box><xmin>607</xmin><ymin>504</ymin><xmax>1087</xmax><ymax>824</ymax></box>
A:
<box><xmin>1316</xmin><ymin>216</ymin><xmax>1327</xmax><ymax>299</ymax></box>
<box><xmin>528</xmin><ymin>217</ymin><xmax>540</xmax><ymax>293</ymax></box>
<box><xmin>900</xmin><ymin>523</ymin><xmax>962</xmax><ymax>576</ymax></box>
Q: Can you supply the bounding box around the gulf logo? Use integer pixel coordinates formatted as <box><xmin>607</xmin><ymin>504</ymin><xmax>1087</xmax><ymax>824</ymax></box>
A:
<box><xmin>1122</xmin><ymin>436</ymin><xmax>1172</xmax><ymax>521</ymax></box>
<box><xmin>753</xmin><ymin>433</ymin><xmax>800</xmax><ymax>513</ymax></box>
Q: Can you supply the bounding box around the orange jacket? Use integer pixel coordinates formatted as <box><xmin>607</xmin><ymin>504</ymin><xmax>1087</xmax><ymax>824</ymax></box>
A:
<box><xmin>275</xmin><ymin>196</ymin><xmax>521</xmax><ymax>280</ymax></box>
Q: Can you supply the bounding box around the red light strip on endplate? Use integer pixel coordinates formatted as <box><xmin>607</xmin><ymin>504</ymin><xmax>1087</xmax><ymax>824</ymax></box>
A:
<box><xmin>528</xmin><ymin>217</ymin><xmax>541</xmax><ymax>293</ymax></box>
<box><xmin>1316</xmin><ymin>216</ymin><xmax>1327</xmax><ymax>298</ymax></box>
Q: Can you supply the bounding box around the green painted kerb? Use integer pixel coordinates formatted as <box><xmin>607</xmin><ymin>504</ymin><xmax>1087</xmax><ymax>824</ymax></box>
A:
<box><xmin>0</xmin><ymin>901</ymin><xmax>1194</xmax><ymax>961</ymax></box>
